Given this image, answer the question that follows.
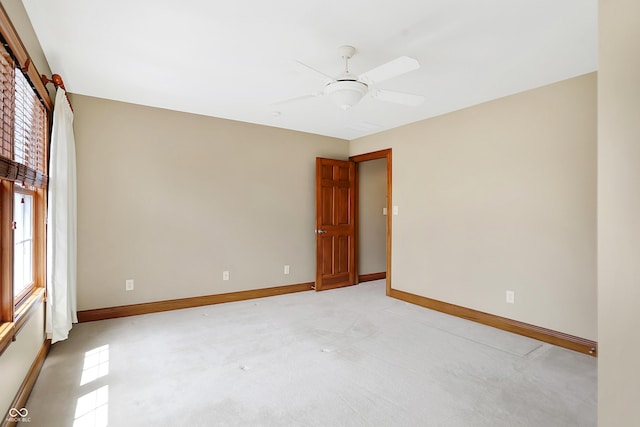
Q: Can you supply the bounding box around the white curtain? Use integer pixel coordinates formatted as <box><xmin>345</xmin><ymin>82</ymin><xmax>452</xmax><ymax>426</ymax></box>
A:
<box><xmin>46</xmin><ymin>88</ymin><xmax>77</xmax><ymax>344</ymax></box>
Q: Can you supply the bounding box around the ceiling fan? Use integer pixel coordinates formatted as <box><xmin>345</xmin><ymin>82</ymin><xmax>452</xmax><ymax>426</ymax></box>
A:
<box><xmin>278</xmin><ymin>45</ymin><xmax>424</xmax><ymax>110</ymax></box>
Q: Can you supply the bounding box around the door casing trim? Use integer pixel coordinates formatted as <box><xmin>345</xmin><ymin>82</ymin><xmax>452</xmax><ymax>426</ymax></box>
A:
<box><xmin>350</xmin><ymin>149</ymin><xmax>392</xmax><ymax>296</ymax></box>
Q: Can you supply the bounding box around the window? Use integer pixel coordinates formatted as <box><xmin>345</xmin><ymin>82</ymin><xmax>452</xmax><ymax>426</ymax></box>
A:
<box><xmin>13</xmin><ymin>186</ymin><xmax>35</xmax><ymax>302</ymax></box>
<box><xmin>0</xmin><ymin>7</ymin><xmax>52</xmax><ymax>353</ymax></box>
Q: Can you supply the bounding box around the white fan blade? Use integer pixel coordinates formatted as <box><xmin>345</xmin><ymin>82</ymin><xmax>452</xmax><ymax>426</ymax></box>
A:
<box><xmin>360</xmin><ymin>56</ymin><xmax>420</xmax><ymax>84</ymax></box>
<box><xmin>294</xmin><ymin>61</ymin><xmax>334</xmax><ymax>85</ymax></box>
<box><xmin>272</xmin><ymin>92</ymin><xmax>323</xmax><ymax>107</ymax></box>
<box><xmin>372</xmin><ymin>89</ymin><xmax>424</xmax><ymax>106</ymax></box>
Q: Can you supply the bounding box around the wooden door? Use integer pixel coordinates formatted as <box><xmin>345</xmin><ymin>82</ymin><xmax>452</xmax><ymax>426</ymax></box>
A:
<box><xmin>315</xmin><ymin>158</ymin><xmax>356</xmax><ymax>291</ymax></box>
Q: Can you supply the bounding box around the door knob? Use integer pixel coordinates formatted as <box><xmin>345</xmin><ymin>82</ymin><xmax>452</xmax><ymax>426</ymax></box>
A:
<box><xmin>316</xmin><ymin>229</ymin><xmax>327</xmax><ymax>234</ymax></box>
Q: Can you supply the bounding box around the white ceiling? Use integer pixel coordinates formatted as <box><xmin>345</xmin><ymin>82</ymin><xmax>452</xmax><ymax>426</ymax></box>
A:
<box><xmin>22</xmin><ymin>0</ymin><xmax>597</xmax><ymax>140</ymax></box>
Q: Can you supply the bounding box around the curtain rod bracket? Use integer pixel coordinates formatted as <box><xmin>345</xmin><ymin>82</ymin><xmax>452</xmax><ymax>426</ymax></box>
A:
<box><xmin>41</xmin><ymin>73</ymin><xmax>67</xmax><ymax>91</ymax></box>
<box><xmin>21</xmin><ymin>58</ymin><xmax>31</xmax><ymax>73</ymax></box>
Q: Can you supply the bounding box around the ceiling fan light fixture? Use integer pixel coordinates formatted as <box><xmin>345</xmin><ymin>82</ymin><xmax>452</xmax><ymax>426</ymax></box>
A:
<box><xmin>324</xmin><ymin>80</ymin><xmax>368</xmax><ymax>110</ymax></box>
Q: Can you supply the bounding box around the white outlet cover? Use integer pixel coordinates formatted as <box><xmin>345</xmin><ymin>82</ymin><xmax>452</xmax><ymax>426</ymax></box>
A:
<box><xmin>506</xmin><ymin>290</ymin><xmax>515</xmax><ymax>304</ymax></box>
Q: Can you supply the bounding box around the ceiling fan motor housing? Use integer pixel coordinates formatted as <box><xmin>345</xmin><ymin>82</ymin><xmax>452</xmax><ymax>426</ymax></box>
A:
<box><xmin>324</xmin><ymin>80</ymin><xmax>368</xmax><ymax>110</ymax></box>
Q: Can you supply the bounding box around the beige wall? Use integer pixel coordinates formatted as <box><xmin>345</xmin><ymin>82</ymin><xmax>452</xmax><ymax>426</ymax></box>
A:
<box><xmin>0</xmin><ymin>305</ymin><xmax>45</xmax><ymax>416</ymax></box>
<box><xmin>72</xmin><ymin>94</ymin><xmax>348</xmax><ymax>310</ymax></box>
<box><xmin>351</xmin><ymin>73</ymin><xmax>597</xmax><ymax>340</ymax></box>
<box><xmin>598</xmin><ymin>1</ymin><xmax>640</xmax><ymax>425</ymax></box>
<box><xmin>358</xmin><ymin>158</ymin><xmax>387</xmax><ymax>275</ymax></box>
<box><xmin>0</xmin><ymin>0</ymin><xmax>50</xmax><ymax>417</ymax></box>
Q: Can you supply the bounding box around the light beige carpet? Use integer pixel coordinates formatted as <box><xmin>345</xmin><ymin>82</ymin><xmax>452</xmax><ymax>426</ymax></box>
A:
<box><xmin>26</xmin><ymin>280</ymin><xmax>596</xmax><ymax>426</ymax></box>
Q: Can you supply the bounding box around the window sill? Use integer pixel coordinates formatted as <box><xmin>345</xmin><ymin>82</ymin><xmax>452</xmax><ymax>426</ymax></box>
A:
<box><xmin>0</xmin><ymin>321</ymin><xmax>15</xmax><ymax>357</ymax></box>
<box><xmin>0</xmin><ymin>288</ymin><xmax>45</xmax><ymax>357</ymax></box>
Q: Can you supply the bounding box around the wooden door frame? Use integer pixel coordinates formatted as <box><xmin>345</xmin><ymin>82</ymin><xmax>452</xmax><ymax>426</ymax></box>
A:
<box><xmin>350</xmin><ymin>149</ymin><xmax>392</xmax><ymax>296</ymax></box>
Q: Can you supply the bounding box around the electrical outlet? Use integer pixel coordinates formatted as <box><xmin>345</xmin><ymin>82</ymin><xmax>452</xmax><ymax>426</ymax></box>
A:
<box><xmin>506</xmin><ymin>290</ymin><xmax>515</xmax><ymax>304</ymax></box>
<box><xmin>125</xmin><ymin>279</ymin><xmax>134</xmax><ymax>291</ymax></box>
<box><xmin>284</xmin><ymin>265</ymin><xmax>290</xmax><ymax>275</ymax></box>
<box><xmin>223</xmin><ymin>271</ymin><xmax>230</xmax><ymax>281</ymax></box>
